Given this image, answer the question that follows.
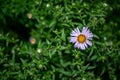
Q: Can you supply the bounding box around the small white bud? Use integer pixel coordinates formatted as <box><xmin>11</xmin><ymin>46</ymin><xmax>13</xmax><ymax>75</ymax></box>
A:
<box><xmin>27</xmin><ymin>13</ymin><xmax>32</xmax><ymax>19</ymax></box>
<box><xmin>103</xmin><ymin>3</ymin><xmax>108</xmax><ymax>7</ymax></box>
<box><xmin>46</xmin><ymin>4</ymin><xmax>50</xmax><ymax>7</ymax></box>
<box><xmin>37</xmin><ymin>49</ymin><xmax>41</xmax><ymax>53</ymax></box>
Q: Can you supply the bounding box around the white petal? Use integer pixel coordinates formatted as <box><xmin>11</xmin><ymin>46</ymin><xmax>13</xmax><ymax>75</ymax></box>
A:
<box><xmin>71</xmin><ymin>30</ymin><xmax>79</xmax><ymax>36</ymax></box>
<box><xmin>80</xmin><ymin>44</ymin><xmax>86</xmax><ymax>50</ymax></box>
<box><xmin>82</xmin><ymin>27</ymin><xmax>93</xmax><ymax>36</ymax></box>
<box><xmin>70</xmin><ymin>37</ymin><xmax>77</xmax><ymax>43</ymax></box>
<box><xmin>71</xmin><ymin>27</ymin><xmax>81</xmax><ymax>37</ymax></box>
<box><xmin>85</xmin><ymin>33</ymin><xmax>93</xmax><ymax>39</ymax></box>
<box><xmin>82</xmin><ymin>27</ymin><xmax>88</xmax><ymax>33</ymax></box>
<box><xmin>84</xmin><ymin>43</ymin><xmax>88</xmax><ymax>48</ymax></box>
<box><xmin>76</xmin><ymin>44</ymin><xmax>80</xmax><ymax>49</ymax></box>
<box><xmin>86</xmin><ymin>40</ymin><xmax>92</xmax><ymax>46</ymax></box>
<box><xmin>74</xmin><ymin>42</ymin><xmax>79</xmax><ymax>48</ymax></box>
<box><xmin>74</xmin><ymin>27</ymin><xmax>80</xmax><ymax>34</ymax></box>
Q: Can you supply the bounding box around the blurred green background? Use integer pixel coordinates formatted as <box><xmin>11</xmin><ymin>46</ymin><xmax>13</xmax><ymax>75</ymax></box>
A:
<box><xmin>0</xmin><ymin>0</ymin><xmax>120</xmax><ymax>80</ymax></box>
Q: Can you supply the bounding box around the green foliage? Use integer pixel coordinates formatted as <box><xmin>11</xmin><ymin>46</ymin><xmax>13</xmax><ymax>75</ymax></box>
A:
<box><xmin>0</xmin><ymin>0</ymin><xmax>120</xmax><ymax>80</ymax></box>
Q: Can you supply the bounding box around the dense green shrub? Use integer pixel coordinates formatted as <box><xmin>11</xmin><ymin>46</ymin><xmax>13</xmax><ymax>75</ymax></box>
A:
<box><xmin>0</xmin><ymin>0</ymin><xmax>120</xmax><ymax>80</ymax></box>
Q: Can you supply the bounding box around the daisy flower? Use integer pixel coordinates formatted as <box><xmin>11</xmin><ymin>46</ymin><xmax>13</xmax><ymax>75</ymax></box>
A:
<box><xmin>70</xmin><ymin>27</ymin><xmax>93</xmax><ymax>50</ymax></box>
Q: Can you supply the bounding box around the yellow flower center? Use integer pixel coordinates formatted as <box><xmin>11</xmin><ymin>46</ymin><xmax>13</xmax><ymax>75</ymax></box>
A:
<box><xmin>77</xmin><ymin>34</ymin><xmax>86</xmax><ymax>43</ymax></box>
